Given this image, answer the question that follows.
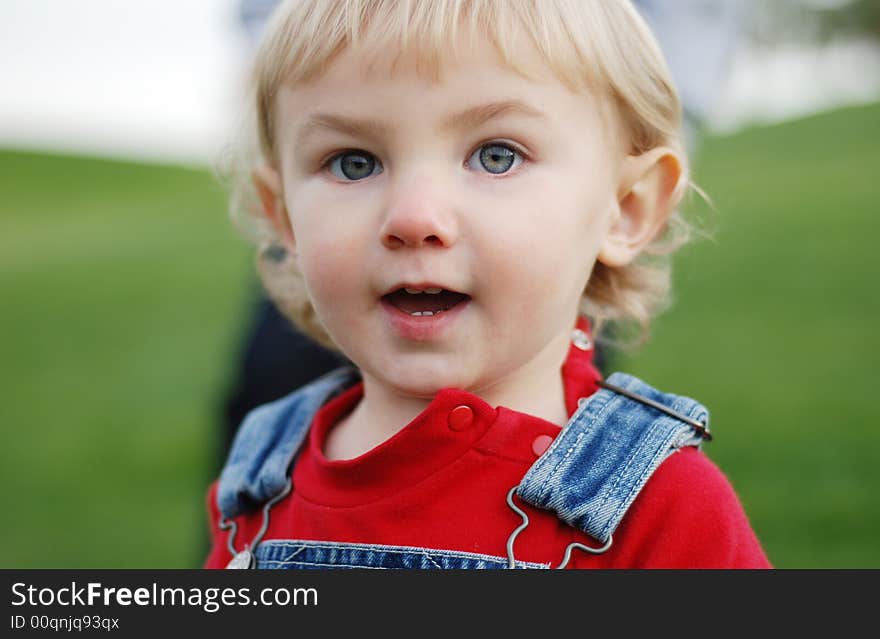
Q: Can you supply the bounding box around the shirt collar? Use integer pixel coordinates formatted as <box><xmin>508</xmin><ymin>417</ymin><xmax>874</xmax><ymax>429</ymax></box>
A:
<box><xmin>295</xmin><ymin>316</ymin><xmax>602</xmax><ymax>506</ymax></box>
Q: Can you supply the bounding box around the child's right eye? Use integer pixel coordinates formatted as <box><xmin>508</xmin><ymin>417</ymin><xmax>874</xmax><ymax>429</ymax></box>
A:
<box><xmin>326</xmin><ymin>151</ymin><xmax>383</xmax><ymax>181</ymax></box>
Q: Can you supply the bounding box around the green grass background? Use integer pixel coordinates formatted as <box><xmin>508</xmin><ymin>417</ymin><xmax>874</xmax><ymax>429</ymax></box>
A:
<box><xmin>1</xmin><ymin>103</ymin><xmax>878</xmax><ymax>568</ymax></box>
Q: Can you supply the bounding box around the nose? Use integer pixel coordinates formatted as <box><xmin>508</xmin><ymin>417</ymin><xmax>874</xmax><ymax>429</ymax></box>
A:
<box><xmin>379</xmin><ymin>175</ymin><xmax>458</xmax><ymax>249</ymax></box>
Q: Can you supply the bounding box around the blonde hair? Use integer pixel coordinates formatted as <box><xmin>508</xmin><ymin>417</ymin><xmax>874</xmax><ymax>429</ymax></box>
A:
<box><xmin>225</xmin><ymin>0</ymin><xmax>695</xmax><ymax>350</ymax></box>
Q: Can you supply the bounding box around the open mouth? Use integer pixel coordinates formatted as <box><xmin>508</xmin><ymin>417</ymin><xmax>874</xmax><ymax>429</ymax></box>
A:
<box><xmin>381</xmin><ymin>287</ymin><xmax>471</xmax><ymax>317</ymax></box>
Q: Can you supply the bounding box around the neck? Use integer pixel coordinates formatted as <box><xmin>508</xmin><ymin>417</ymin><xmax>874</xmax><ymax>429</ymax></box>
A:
<box><xmin>323</xmin><ymin>382</ymin><xmax>432</xmax><ymax>461</ymax></box>
<box><xmin>466</xmin><ymin>335</ymin><xmax>570</xmax><ymax>426</ymax></box>
<box><xmin>323</xmin><ymin>332</ymin><xmax>571</xmax><ymax>461</ymax></box>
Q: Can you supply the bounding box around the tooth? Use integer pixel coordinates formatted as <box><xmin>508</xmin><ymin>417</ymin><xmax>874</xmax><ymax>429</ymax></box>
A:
<box><xmin>404</xmin><ymin>288</ymin><xmax>423</xmax><ymax>294</ymax></box>
<box><xmin>424</xmin><ymin>288</ymin><xmax>442</xmax><ymax>294</ymax></box>
<box><xmin>410</xmin><ymin>310</ymin><xmax>434</xmax><ymax>317</ymax></box>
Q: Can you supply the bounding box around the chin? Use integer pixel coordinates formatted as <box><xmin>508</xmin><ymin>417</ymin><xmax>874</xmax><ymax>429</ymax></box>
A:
<box><xmin>388</xmin><ymin>372</ymin><xmax>466</xmax><ymax>398</ymax></box>
<box><xmin>373</xmin><ymin>358</ymin><xmax>478</xmax><ymax>398</ymax></box>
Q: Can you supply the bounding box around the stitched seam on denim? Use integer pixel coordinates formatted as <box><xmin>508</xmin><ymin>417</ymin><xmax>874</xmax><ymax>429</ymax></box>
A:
<box><xmin>536</xmin><ymin>389</ymin><xmax>620</xmax><ymax>506</ymax></box>
<box><xmin>260</xmin><ymin>548</ymin><xmax>506</xmax><ymax>569</ymax></box>
<box><xmin>537</xmin><ymin>428</ymin><xmax>586</xmax><ymax>505</ymax></box>
<box><xmin>265</xmin><ymin>541</ymin><xmax>448</xmax><ymax>555</ymax></box>
<box><xmin>263</xmin><ymin>542</ymin><xmax>495</xmax><ymax>560</ymax></box>
<box><xmin>259</xmin><ymin>559</ymin><xmax>537</xmax><ymax>569</ymax></box>
<box><xmin>598</xmin><ymin>419</ymin><xmax>680</xmax><ymax>541</ymax></box>
<box><xmin>259</xmin><ymin>558</ymin><xmax>521</xmax><ymax>569</ymax></box>
<box><xmin>260</xmin><ymin>559</ymin><xmax>387</xmax><ymax>569</ymax></box>
<box><xmin>278</xmin><ymin>545</ymin><xmax>308</xmax><ymax>563</ymax></box>
<box><xmin>530</xmin><ymin>403</ymin><xmax>588</xmax><ymax>501</ymax></box>
<box><xmin>593</xmin><ymin>393</ymin><xmax>704</xmax><ymax>539</ymax></box>
<box><xmin>589</xmin><ymin>416</ymin><xmax>654</xmax><ymax>538</ymax></box>
<box><xmin>670</xmin><ymin>426</ymin><xmax>701</xmax><ymax>450</ymax></box>
<box><xmin>582</xmin><ymin>377</ymin><xmax>696</xmax><ymax>538</ymax></box>
<box><xmin>258</xmin><ymin>540</ymin><xmax>548</xmax><ymax>568</ymax></box>
<box><xmin>264</xmin><ymin>539</ymin><xmax>524</xmax><ymax>561</ymax></box>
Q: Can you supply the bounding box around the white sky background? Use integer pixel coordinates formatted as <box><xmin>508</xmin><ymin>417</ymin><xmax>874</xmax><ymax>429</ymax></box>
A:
<box><xmin>0</xmin><ymin>0</ymin><xmax>249</xmax><ymax>165</ymax></box>
<box><xmin>0</xmin><ymin>0</ymin><xmax>878</xmax><ymax>167</ymax></box>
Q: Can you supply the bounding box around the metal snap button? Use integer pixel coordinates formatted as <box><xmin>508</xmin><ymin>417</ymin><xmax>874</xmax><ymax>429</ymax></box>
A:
<box><xmin>571</xmin><ymin>329</ymin><xmax>592</xmax><ymax>350</ymax></box>
<box><xmin>448</xmin><ymin>405</ymin><xmax>474</xmax><ymax>431</ymax></box>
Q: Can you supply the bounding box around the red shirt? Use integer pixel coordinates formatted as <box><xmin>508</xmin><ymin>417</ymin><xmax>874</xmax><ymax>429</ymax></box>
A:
<box><xmin>205</xmin><ymin>321</ymin><xmax>771</xmax><ymax>569</ymax></box>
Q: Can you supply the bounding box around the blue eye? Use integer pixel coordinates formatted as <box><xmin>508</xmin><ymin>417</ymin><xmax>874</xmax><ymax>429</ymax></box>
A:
<box><xmin>327</xmin><ymin>151</ymin><xmax>383</xmax><ymax>181</ymax></box>
<box><xmin>467</xmin><ymin>143</ymin><xmax>523</xmax><ymax>175</ymax></box>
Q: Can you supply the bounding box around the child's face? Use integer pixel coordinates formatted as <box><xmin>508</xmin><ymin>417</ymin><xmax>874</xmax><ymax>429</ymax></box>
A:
<box><xmin>263</xmin><ymin>37</ymin><xmax>632</xmax><ymax>400</ymax></box>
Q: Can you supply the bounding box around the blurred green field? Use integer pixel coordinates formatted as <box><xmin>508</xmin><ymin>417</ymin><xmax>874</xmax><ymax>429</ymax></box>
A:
<box><xmin>1</xmin><ymin>102</ymin><xmax>878</xmax><ymax>568</ymax></box>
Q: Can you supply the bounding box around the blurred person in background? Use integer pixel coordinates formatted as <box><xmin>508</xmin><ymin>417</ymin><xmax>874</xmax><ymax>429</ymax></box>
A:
<box><xmin>218</xmin><ymin>0</ymin><xmax>746</xmax><ymax>459</ymax></box>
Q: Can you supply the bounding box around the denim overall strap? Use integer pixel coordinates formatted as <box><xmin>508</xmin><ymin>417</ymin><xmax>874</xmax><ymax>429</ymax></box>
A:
<box><xmin>515</xmin><ymin>372</ymin><xmax>709</xmax><ymax>544</ymax></box>
<box><xmin>217</xmin><ymin>366</ymin><xmax>360</xmax><ymax>519</ymax></box>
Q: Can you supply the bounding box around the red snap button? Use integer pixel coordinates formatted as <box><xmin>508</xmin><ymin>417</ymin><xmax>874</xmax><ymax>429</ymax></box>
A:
<box><xmin>448</xmin><ymin>405</ymin><xmax>474</xmax><ymax>431</ymax></box>
<box><xmin>532</xmin><ymin>434</ymin><xmax>555</xmax><ymax>457</ymax></box>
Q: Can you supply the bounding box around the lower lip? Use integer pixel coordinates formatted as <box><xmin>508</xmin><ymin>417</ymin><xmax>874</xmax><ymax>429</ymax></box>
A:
<box><xmin>380</xmin><ymin>298</ymin><xmax>470</xmax><ymax>341</ymax></box>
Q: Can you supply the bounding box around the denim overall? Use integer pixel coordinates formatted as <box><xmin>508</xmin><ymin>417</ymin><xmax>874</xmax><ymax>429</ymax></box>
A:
<box><xmin>217</xmin><ymin>367</ymin><xmax>709</xmax><ymax>569</ymax></box>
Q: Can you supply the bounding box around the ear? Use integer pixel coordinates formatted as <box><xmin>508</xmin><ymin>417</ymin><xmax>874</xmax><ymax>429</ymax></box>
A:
<box><xmin>598</xmin><ymin>147</ymin><xmax>684</xmax><ymax>267</ymax></box>
<box><xmin>252</xmin><ymin>164</ymin><xmax>296</xmax><ymax>252</ymax></box>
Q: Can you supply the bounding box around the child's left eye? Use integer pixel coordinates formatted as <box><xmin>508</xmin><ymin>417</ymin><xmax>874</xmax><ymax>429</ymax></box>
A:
<box><xmin>466</xmin><ymin>142</ymin><xmax>524</xmax><ymax>175</ymax></box>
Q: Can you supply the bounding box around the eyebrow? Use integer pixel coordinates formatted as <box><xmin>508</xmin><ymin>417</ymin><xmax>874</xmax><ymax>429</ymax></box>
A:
<box><xmin>295</xmin><ymin>99</ymin><xmax>546</xmax><ymax>145</ymax></box>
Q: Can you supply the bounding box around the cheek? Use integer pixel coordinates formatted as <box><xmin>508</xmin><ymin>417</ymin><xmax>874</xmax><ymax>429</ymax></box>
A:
<box><xmin>288</xmin><ymin>189</ymin><xmax>367</xmax><ymax>294</ymax></box>
<box><xmin>297</xmin><ymin>246</ymin><xmax>336</xmax><ymax>290</ymax></box>
<box><xmin>484</xmin><ymin>193</ymin><xmax>608</xmax><ymax>279</ymax></box>
<box><xmin>294</xmin><ymin>235</ymin><xmax>369</xmax><ymax>349</ymax></box>
<box><xmin>296</xmin><ymin>233</ymin><xmax>362</xmax><ymax>300</ymax></box>
<box><xmin>478</xmin><ymin>199</ymin><xmax>611</xmax><ymax>326</ymax></box>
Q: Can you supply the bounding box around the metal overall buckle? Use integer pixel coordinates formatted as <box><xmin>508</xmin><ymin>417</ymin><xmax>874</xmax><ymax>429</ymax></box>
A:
<box><xmin>505</xmin><ymin>487</ymin><xmax>613</xmax><ymax>569</ymax></box>
<box><xmin>505</xmin><ymin>379</ymin><xmax>710</xmax><ymax>568</ymax></box>
<box><xmin>219</xmin><ymin>477</ymin><xmax>293</xmax><ymax>569</ymax></box>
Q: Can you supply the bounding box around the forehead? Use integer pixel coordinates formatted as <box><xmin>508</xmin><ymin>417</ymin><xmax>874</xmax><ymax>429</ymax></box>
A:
<box><xmin>286</xmin><ymin>36</ymin><xmax>545</xmax><ymax>102</ymax></box>
<box><xmin>272</xmin><ymin>34</ymin><xmax>622</xmax><ymax>149</ymax></box>
<box><xmin>287</xmin><ymin>22</ymin><xmax>548</xmax><ymax>93</ymax></box>
<box><xmin>276</xmin><ymin>2</ymin><xmax>588</xmax><ymax>87</ymax></box>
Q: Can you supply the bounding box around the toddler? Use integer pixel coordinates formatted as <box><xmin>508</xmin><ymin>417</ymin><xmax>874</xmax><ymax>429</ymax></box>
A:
<box><xmin>205</xmin><ymin>0</ymin><xmax>770</xmax><ymax>569</ymax></box>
